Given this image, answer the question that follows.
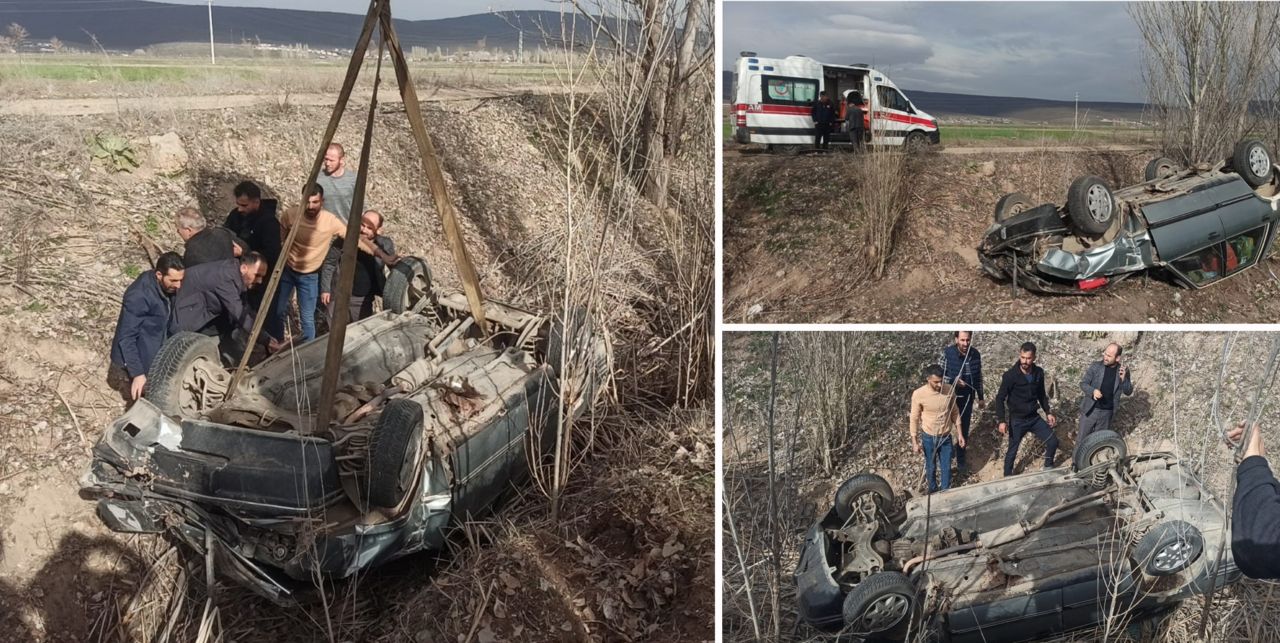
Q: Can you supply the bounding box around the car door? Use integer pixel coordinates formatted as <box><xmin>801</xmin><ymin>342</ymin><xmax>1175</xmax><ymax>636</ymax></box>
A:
<box><xmin>872</xmin><ymin>85</ymin><xmax>914</xmax><ymax>144</ymax></box>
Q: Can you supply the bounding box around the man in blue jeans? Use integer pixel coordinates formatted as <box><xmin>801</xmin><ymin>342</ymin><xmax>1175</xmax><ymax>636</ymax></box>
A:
<box><xmin>943</xmin><ymin>331</ymin><xmax>985</xmax><ymax>474</ymax></box>
<box><xmin>910</xmin><ymin>365</ymin><xmax>964</xmax><ymax>493</ymax></box>
<box><xmin>994</xmin><ymin>341</ymin><xmax>1059</xmax><ymax>476</ymax></box>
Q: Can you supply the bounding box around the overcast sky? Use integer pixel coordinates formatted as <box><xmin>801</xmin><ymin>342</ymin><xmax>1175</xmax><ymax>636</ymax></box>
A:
<box><xmin>162</xmin><ymin>0</ymin><xmax>551</xmax><ymax>21</ymax></box>
<box><xmin>724</xmin><ymin>1</ymin><xmax>1146</xmax><ymax>103</ymax></box>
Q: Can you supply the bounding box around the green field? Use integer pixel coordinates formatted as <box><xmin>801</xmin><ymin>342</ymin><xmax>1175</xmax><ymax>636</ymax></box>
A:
<box><xmin>720</xmin><ymin>117</ymin><xmax>1156</xmax><ymax>148</ymax></box>
<box><xmin>0</xmin><ymin>62</ymin><xmax>259</xmax><ymax>83</ymax></box>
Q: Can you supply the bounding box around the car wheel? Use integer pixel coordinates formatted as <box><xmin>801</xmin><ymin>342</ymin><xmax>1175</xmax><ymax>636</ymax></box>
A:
<box><xmin>904</xmin><ymin>131</ymin><xmax>928</xmax><ymax>151</ymax></box>
<box><xmin>366</xmin><ymin>398</ymin><xmax>425</xmax><ymax>508</ymax></box>
<box><xmin>1134</xmin><ymin>520</ymin><xmax>1203</xmax><ymax>576</ymax></box>
<box><xmin>993</xmin><ymin>192</ymin><xmax>1035</xmax><ymax>223</ymax></box>
<box><xmin>1144</xmin><ymin>157</ymin><xmax>1179</xmax><ymax>182</ymax></box>
<box><xmin>383</xmin><ymin>256</ymin><xmax>433</xmax><ymax>314</ymax></box>
<box><xmin>841</xmin><ymin>571</ymin><xmax>915</xmax><ymax>639</ymax></box>
<box><xmin>548</xmin><ymin>306</ymin><xmax>611</xmax><ymax>420</ymax></box>
<box><xmin>834</xmin><ymin>473</ymin><xmax>895</xmax><ymax>523</ymax></box>
<box><xmin>1232</xmin><ymin>139</ymin><xmax>1274</xmax><ymax>189</ymax></box>
<box><xmin>1066</xmin><ymin>176</ymin><xmax>1116</xmax><ymax>237</ymax></box>
<box><xmin>144</xmin><ymin>332</ymin><xmax>229</xmax><ymax>417</ymax></box>
<box><xmin>1072</xmin><ymin>429</ymin><xmax>1128</xmax><ymax>473</ymax></box>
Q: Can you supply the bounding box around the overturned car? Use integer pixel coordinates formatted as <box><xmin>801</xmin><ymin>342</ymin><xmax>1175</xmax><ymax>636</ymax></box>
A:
<box><xmin>795</xmin><ymin>431</ymin><xmax>1241</xmax><ymax>642</ymax></box>
<box><xmin>81</xmin><ymin>257</ymin><xmax>610</xmax><ymax>603</ymax></box>
<box><xmin>979</xmin><ymin>139</ymin><xmax>1280</xmax><ymax>294</ymax></box>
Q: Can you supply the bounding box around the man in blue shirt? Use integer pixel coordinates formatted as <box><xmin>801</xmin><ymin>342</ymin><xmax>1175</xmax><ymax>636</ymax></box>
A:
<box><xmin>943</xmin><ymin>331</ymin><xmax>985</xmax><ymax>473</ymax></box>
<box><xmin>109</xmin><ymin>252</ymin><xmax>185</xmax><ymax>400</ymax></box>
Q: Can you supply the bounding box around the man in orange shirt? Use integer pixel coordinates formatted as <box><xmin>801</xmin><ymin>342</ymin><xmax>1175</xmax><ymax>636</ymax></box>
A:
<box><xmin>910</xmin><ymin>365</ymin><xmax>966</xmax><ymax>493</ymax></box>
<box><xmin>273</xmin><ymin>184</ymin><xmax>391</xmax><ymax>343</ymax></box>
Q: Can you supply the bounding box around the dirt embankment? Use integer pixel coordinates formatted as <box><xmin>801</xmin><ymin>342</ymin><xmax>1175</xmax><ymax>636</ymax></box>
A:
<box><xmin>723</xmin><ymin>146</ymin><xmax>1280</xmax><ymax>323</ymax></box>
<box><xmin>0</xmin><ymin>92</ymin><xmax>711</xmax><ymax>642</ymax></box>
<box><xmin>722</xmin><ymin>330</ymin><xmax>1280</xmax><ymax>642</ymax></box>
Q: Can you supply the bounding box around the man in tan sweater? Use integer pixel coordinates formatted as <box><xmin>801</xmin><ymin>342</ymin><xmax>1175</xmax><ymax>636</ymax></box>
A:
<box><xmin>911</xmin><ymin>365</ymin><xmax>966</xmax><ymax>493</ymax></box>
<box><xmin>272</xmin><ymin>184</ymin><xmax>391</xmax><ymax>343</ymax></box>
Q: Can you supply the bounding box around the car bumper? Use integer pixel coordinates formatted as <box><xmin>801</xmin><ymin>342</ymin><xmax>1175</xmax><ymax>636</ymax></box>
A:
<box><xmin>793</xmin><ymin>520</ymin><xmax>845</xmax><ymax>631</ymax></box>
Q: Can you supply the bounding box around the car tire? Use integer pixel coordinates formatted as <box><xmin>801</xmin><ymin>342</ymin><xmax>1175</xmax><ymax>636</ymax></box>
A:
<box><xmin>904</xmin><ymin>130</ymin><xmax>928</xmax><ymax>151</ymax></box>
<box><xmin>994</xmin><ymin>192</ymin><xmax>1035</xmax><ymax>223</ymax></box>
<box><xmin>1072</xmin><ymin>429</ymin><xmax>1127</xmax><ymax>473</ymax></box>
<box><xmin>1134</xmin><ymin>520</ymin><xmax>1203</xmax><ymax>576</ymax></box>
<box><xmin>1066</xmin><ymin>176</ymin><xmax>1116</xmax><ymax>237</ymax></box>
<box><xmin>144</xmin><ymin>332</ymin><xmax>228</xmax><ymax>417</ymax></box>
<box><xmin>841</xmin><ymin>571</ymin><xmax>916</xmax><ymax>639</ymax></box>
<box><xmin>834</xmin><ymin>473</ymin><xmax>895</xmax><ymax>523</ymax></box>
<box><xmin>1232</xmin><ymin>139</ymin><xmax>1274</xmax><ymax>189</ymax></box>
<box><xmin>1144</xmin><ymin>157</ymin><xmax>1179</xmax><ymax>182</ymax></box>
<box><xmin>383</xmin><ymin>256</ymin><xmax>433</xmax><ymax>314</ymax></box>
<box><xmin>548</xmin><ymin>306</ymin><xmax>609</xmax><ymax>420</ymax></box>
<box><xmin>366</xmin><ymin>398</ymin><xmax>425</xmax><ymax>508</ymax></box>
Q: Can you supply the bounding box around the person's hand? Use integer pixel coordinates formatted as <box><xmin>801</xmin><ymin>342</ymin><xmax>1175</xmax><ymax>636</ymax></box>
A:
<box><xmin>130</xmin><ymin>374</ymin><xmax>146</xmax><ymax>400</ymax></box>
<box><xmin>1119</xmin><ymin>364</ymin><xmax>1128</xmax><ymax>379</ymax></box>
<box><xmin>1093</xmin><ymin>389</ymin><xmax>1103</xmax><ymax>400</ymax></box>
<box><xmin>1227</xmin><ymin>421</ymin><xmax>1266</xmax><ymax>459</ymax></box>
<box><xmin>956</xmin><ymin>377</ymin><xmax>967</xmax><ymax>388</ymax></box>
<box><xmin>977</xmin><ymin>399</ymin><xmax>987</xmax><ymax>410</ymax></box>
<box><xmin>912</xmin><ymin>438</ymin><xmax>921</xmax><ymax>454</ymax></box>
<box><xmin>1047</xmin><ymin>414</ymin><xmax>1057</xmax><ymax>428</ymax></box>
<box><xmin>998</xmin><ymin>422</ymin><xmax>1008</xmax><ymax>435</ymax></box>
<box><xmin>320</xmin><ymin>292</ymin><xmax>331</xmax><ymax>306</ymax></box>
<box><xmin>956</xmin><ymin>433</ymin><xmax>966</xmax><ymax>449</ymax></box>
<box><xmin>268</xmin><ymin>337</ymin><xmax>286</xmax><ymax>353</ymax></box>
<box><xmin>383</xmin><ymin>253</ymin><xmax>400</xmax><ymax>267</ymax></box>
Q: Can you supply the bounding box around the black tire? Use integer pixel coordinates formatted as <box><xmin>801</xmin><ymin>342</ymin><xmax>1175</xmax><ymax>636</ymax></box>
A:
<box><xmin>143</xmin><ymin>332</ymin><xmax>226</xmax><ymax>417</ymax></box>
<box><xmin>1232</xmin><ymin>139</ymin><xmax>1273</xmax><ymax>189</ymax></box>
<box><xmin>904</xmin><ymin>131</ymin><xmax>928</xmax><ymax>151</ymax></box>
<box><xmin>547</xmin><ymin>306</ymin><xmax>608</xmax><ymax>420</ymax></box>
<box><xmin>383</xmin><ymin>256</ymin><xmax>433</xmax><ymax>314</ymax></box>
<box><xmin>366</xmin><ymin>399</ymin><xmax>425</xmax><ymax>508</ymax></box>
<box><xmin>834</xmin><ymin>473</ymin><xmax>895</xmax><ymax>523</ymax></box>
<box><xmin>841</xmin><ymin>572</ymin><xmax>916</xmax><ymax>639</ymax></box>
<box><xmin>1066</xmin><ymin>176</ymin><xmax>1116</xmax><ymax>237</ymax></box>
<box><xmin>1072</xmin><ymin>429</ymin><xmax>1127</xmax><ymax>472</ymax></box>
<box><xmin>1134</xmin><ymin>520</ymin><xmax>1203</xmax><ymax>576</ymax></box>
<box><xmin>1143</xmin><ymin>157</ymin><xmax>1179</xmax><ymax>182</ymax></box>
<box><xmin>994</xmin><ymin>192</ymin><xmax>1035</xmax><ymax>223</ymax></box>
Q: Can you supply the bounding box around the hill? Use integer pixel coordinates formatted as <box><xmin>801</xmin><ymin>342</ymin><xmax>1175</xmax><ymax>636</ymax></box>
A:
<box><xmin>0</xmin><ymin>0</ymin><xmax>565</xmax><ymax>52</ymax></box>
<box><xmin>722</xmin><ymin>70</ymin><xmax>1149</xmax><ymax>125</ymax></box>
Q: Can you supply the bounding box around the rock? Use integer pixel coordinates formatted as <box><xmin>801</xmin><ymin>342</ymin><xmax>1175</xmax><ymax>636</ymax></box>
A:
<box><xmin>979</xmin><ymin>161</ymin><xmax>996</xmax><ymax>177</ymax></box>
<box><xmin>775</xmin><ymin>269</ymin><xmax>785</xmax><ymax>278</ymax></box>
<box><xmin>746</xmin><ymin>303</ymin><xmax>764</xmax><ymax>319</ymax></box>
<box><xmin>146</xmin><ymin>132</ymin><xmax>188</xmax><ymax>175</ymax></box>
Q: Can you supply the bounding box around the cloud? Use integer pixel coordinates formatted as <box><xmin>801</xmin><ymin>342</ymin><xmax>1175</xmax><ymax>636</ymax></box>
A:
<box><xmin>723</xmin><ymin>1</ymin><xmax>1146</xmax><ymax>102</ymax></box>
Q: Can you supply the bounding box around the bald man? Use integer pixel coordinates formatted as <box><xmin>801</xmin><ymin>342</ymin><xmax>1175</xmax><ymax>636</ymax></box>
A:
<box><xmin>1077</xmin><ymin>343</ymin><xmax>1133</xmax><ymax>442</ymax></box>
<box><xmin>316</xmin><ymin>142</ymin><xmax>358</xmax><ymax>223</ymax></box>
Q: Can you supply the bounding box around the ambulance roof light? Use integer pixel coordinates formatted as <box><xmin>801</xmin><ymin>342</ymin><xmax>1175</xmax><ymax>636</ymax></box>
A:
<box><xmin>740</xmin><ymin>51</ymin><xmax>757</xmax><ymax>57</ymax></box>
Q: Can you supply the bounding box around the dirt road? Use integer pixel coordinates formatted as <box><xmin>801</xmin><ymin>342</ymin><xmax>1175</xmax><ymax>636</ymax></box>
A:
<box><xmin>0</xmin><ymin>85</ymin><xmax>573</xmax><ymax>116</ymax></box>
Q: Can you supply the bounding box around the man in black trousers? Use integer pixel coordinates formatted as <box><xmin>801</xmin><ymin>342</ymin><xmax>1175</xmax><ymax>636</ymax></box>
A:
<box><xmin>811</xmin><ymin>90</ymin><xmax>837</xmax><ymax>150</ymax></box>
<box><xmin>994</xmin><ymin>341</ymin><xmax>1059</xmax><ymax>475</ymax></box>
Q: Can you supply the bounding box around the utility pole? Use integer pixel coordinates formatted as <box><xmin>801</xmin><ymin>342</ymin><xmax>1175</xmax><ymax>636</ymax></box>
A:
<box><xmin>207</xmin><ymin>0</ymin><xmax>216</xmax><ymax>65</ymax></box>
<box><xmin>1074</xmin><ymin>92</ymin><xmax>1079</xmax><ymax>130</ymax></box>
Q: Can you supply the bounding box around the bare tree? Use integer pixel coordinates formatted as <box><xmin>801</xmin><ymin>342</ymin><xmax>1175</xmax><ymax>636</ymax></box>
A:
<box><xmin>6</xmin><ymin>23</ymin><xmax>26</xmax><ymax>51</ymax></box>
<box><xmin>1130</xmin><ymin>1</ymin><xmax>1280</xmax><ymax>163</ymax></box>
<box><xmin>49</xmin><ymin>36</ymin><xmax>63</xmax><ymax>54</ymax></box>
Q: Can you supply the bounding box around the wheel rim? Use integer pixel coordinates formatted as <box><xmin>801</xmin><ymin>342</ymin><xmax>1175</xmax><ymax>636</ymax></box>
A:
<box><xmin>180</xmin><ymin>355</ymin><xmax>229</xmax><ymax>415</ymax></box>
<box><xmin>1249</xmin><ymin>146</ymin><xmax>1270</xmax><ymax>177</ymax></box>
<box><xmin>1010</xmin><ymin>202</ymin><xmax>1029</xmax><ymax>215</ymax></box>
<box><xmin>1153</xmin><ymin>539</ymin><xmax>1194</xmax><ymax>572</ymax></box>
<box><xmin>1086</xmin><ymin>184</ymin><xmax>1112</xmax><ymax>223</ymax></box>
<box><xmin>1089</xmin><ymin>445</ymin><xmax>1118</xmax><ymax>466</ymax></box>
<box><xmin>1157</xmin><ymin>162</ymin><xmax>1175</xmax><ymax>178</ymax></box>
<box><xmin>849</xmin><ymin>490</ymin><xmax>883</xmax><ymax>522</ymax></box>
<box><xmin>402</xmin><ymin>264</ymin><xmax>428</xmax><ymax>310</ymax></box>
<box><xmin>859</xmin><ymin>593</ymin><xmax>910</xmax><ymax>632</ymax></box>
<box><xmin>397</xmin><ymin>433</ymin><xmax>423</xmax><ymax>498</ymax></box>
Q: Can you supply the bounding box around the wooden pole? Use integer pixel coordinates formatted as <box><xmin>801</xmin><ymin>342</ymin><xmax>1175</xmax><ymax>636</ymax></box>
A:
<box><xmin>316</xmin><ymin>29</ymin><xmax>384</xmax><ymax>432</ymax></box>
<box><xmin>224</xmin><ymin>0</ymin><xmax>379</xmax><ymax>399</ymax></box>
<box><xmin>378</xmin><ymin>2</ymin><xmax>489</xmax><ymax>333</ymax></box>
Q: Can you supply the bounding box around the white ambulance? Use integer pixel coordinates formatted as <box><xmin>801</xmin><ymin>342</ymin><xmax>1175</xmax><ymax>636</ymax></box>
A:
<box><xmin>730</xmin><ymin>52</ymin><xmax>940</xmax><ymax>149</ymax></box>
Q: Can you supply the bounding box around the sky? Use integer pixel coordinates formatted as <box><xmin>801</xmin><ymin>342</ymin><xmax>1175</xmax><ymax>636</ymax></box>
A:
<box><xmin>723</xmin><ymin>1</ymin><xmax>1146</xmax><ymax>103</ymax></box>
<box><xmin>161</xmin><ymin>0</ymin><xmax>552</xmax><ymax>21</ymax></box>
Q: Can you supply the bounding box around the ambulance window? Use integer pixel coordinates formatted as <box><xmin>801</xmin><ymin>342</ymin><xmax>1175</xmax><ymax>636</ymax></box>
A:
<box><xmin>761</xmin><ymin>75</ymin><xmax>818</xmax><ymax>106</ymax></box>
<box><xmin>877</xmin><ymin>86</ymin><xmax>911</xmax><ymax>112</ymax></box>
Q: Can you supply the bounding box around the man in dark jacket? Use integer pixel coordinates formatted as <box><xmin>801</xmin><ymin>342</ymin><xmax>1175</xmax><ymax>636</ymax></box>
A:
<box><xmin>1077</xmin><ymin>343</ymin><xmax>1134</xmax><ymax>442</ymax></box>
<box><xmin>811</xmin><ymin>91</ymin><xmax>837</xmax><ymax>150</ymax></box>
<box><xmin>994</xmin><ymin>341</ymin><xmax>1059</xmax><ymax>476</ymax></box>
<box><xmin>176</xmin><ymin>206</ymin><xmax>245</xmax><ymax>267</ymax></box>
<box><xmin>110</xmin><ymin>252</ymin><xmax>185</xmax><ymax>400</ymax></box>
<box><xmin>943</xmin><ymin>331</ymin><xmax>985</xmax><ymax>473</ymax></box>
<box><xmin>320</xmin><ymin>209</ymin><xmax>398</xmax><ymax>322</ymax></box>
<box><xmin>1227</xmin><ymin>422</ymin><xmax>1280</xmax><ymax>579</ymax></box>
<box><xmin>224</xmin><ymin>181</ymin><xmax>281</xmax><ymax>270</ymax></box>
<box><xmin>175</xmin><ymin>252</ymin><xmax>277</xmax><ymax>360</ymax></box>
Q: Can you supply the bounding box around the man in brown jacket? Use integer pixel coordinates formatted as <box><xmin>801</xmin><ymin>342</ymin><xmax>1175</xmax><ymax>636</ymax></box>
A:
<box><xmin>911</xmin><ymin>365</ymin><xmax>966</xmax><ymax>493</ymax></box>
